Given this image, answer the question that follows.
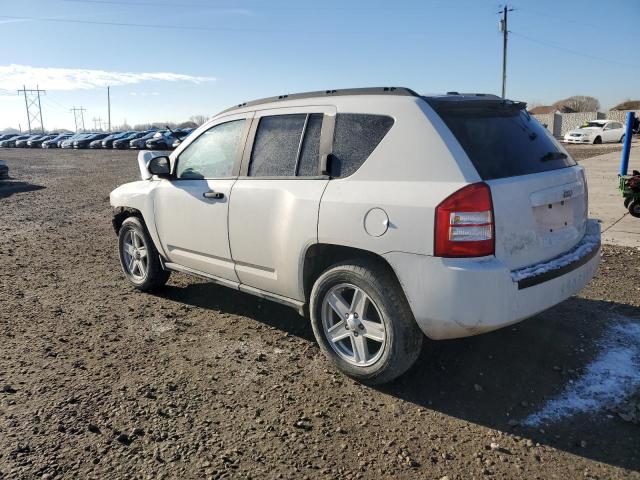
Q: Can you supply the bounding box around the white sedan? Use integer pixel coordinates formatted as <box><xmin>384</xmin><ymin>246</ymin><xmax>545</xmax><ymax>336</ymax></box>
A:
<box><xmin>564</xmin><ymin>120</ymin><xmax>626</xmax><ymax>144</ymax></box>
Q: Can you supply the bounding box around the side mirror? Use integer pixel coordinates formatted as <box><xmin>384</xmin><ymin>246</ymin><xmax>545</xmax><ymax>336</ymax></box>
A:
<box><xmin>148</xmin><ymin>155</ymin><xmax>171</xmax><ymax>177</ymax></box>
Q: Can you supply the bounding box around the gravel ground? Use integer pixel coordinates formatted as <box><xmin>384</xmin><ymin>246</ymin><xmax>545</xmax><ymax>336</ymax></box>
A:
<box><xmin>1</xmin><ymin>149</ymin><xmax>639</xmax><ymax>480</ymax></box>
<box><xmin>564</xmin><ymin>143</ymin><xmax>626</xmax><ymax>161</ymax></box>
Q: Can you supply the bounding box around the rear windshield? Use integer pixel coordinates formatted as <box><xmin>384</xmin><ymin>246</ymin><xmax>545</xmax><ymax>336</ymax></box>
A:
<box><xmin>428</xmin><ymin>100</ymin><xmax>576</xmax><ymax>180</ymax></box>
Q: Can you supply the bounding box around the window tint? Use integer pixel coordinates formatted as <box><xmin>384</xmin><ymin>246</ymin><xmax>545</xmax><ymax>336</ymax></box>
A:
<box><xmin>330</xmin><ymin>114</ymin><xmax>394</xmax><ymax>178</ymax></box>
<box><xmin>176</xmin><ymin>120</ymin><xmax>244</xmax><ymax>179</ymax></box>
<box><xmin>296</xmin><ymin>113</ymin><xmax>323</xmax><ymax>176</ymax></box>
<box><xmin>429</xmin><ymin>102</ymin><xmax>577</xmax><ymax>180</ymax></box>
<box><xmin>249</xmin><ymin>115</ymin><xmax>306</xmax><ymax>177</ymax></box>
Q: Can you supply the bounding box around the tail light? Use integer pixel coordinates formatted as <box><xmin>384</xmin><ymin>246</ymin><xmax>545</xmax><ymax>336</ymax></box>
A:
<box><xmin>434</xmin><ymin>183</ymin><xmax>495</xmax><ymax>257</ymax></box>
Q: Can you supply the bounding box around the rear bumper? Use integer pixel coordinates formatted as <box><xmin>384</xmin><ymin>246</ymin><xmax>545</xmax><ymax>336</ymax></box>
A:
<box><xmin>384</xmin><ymin>220</ymin><xmax>601</xmax><ymax>340</ymax></box>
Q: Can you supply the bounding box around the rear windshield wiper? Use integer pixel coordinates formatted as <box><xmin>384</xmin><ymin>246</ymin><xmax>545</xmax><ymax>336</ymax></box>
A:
<box><xmin>540</xmin><ymin>151</ymin><xmax>567</xmax><ymax>162</ymax></box>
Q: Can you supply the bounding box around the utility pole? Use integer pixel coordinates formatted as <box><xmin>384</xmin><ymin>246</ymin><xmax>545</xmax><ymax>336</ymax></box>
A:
<box><xmin>70</xmin><ymin>106</ymin><xmax>87</xmax><ymax>132</ymax></box>
<box><xmin>17</xmin><ymin>85</ymin><xmax>46</xmax><ymax>133</ymax></box>
<box><xmin>499</xmin><ymin>5</ymin><xmax>514</xmax><ymax>99</ymax></box>
<box><xmin>107</xmin><ymin>86</ymin><xmax>111</xmax><ymax>132</ymax></box>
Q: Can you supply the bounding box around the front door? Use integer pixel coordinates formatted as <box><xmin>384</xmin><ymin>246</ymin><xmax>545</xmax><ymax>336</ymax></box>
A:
<box><xmin>152</xmin><ymin>113</ymin><xmax>252</xmax><ymax>283</ymax></box>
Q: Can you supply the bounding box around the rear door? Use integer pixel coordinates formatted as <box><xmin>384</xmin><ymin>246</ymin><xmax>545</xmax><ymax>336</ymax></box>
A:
<box><xmin>152</xmin><ymin>113</ymin><xmax>252</xmax><ymax>283</ymax></box>
<box><xmin>228</xmin><ymin>106</ymin><xmax>335</xmax><ymax>300</ymax></box>
<box><xmin>429</xmin><ymin>100</ymin><xmax>587</xmax><ymax>270</ymax></box>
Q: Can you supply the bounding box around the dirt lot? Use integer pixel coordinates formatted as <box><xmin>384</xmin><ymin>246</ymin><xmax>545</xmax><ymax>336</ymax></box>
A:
<box><xmin>1</xmin><ymin>148</ymin><xmax>639</xmax><ymax>480</ymax></box>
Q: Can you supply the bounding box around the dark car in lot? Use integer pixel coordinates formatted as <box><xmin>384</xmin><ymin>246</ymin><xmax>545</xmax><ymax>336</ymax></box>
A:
<box><xmin>100</xmin><ymin>132</ymin><xmax>128</xmax><ymax>149</ymax></box>
<box><xmin>0</xmin><ymin>159</ymin><xmax>8</xmax><ymax>179</ymax></box>
<box><xmin>0</xmin><ymin>135</ymin><xmax>30</xmax><ymax>148</ymax></box>
<box><xmin>28</xmin><ymin>134</ymin><xmax>58</xmax><ymax>148</ymax></box>
<box><xmin>74</xmin><ymin>133</ymin><xmax>109</xmax><ymax>149</ymax></box>
<box><xmin>42</xmin><ymin>133</ymin><xmax>73</xmax><ymax>148</ymax></box>
<box><xmin>62</xmin><ymin>134</ymin><xmax>89</xmax><ymax>149</ymax></box>
<box><xmin>145</xmin><ymin>129</ymin><xmax>190</xmax><ymax>150</ymax></box>
<box><xmin>0</xmin><ymin>134</ymin><xmax>19</xmax><ymax>143</ymax></box>
<box><xmin>113</xmin><ymin>131</ymin><xmax>148</xmax><ymax>149</ymax></box>
<box><xmin>171</xmin><ymin>128</ymin><xmax>194</xmax><ymax>148</ymax></box>
<box><xmin>129</xmin><ymin>131</ymin><xmax>158</xmax><ymax>149</ymax></box>
<box><xmin>16</xmin><ymin>134</ymin><xmax>47</xmax><ymax>148</ymax></box>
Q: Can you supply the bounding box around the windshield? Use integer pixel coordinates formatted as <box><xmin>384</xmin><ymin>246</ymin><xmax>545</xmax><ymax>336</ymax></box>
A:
<box><xmin>580</xmin><ymin>122</ymin><xmax>604</xmax><ymax>129</ymax></box>
<box><xmin>427</xmin><ymin>100</ymin><xmax>576</xmax><ymax>180</ymax></box>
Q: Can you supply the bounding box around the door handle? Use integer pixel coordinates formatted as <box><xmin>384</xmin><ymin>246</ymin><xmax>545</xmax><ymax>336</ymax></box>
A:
<box><xmin>203</xmin><ymin>191</ymin><xmax>224</xmax><ymax>200</ymax></box>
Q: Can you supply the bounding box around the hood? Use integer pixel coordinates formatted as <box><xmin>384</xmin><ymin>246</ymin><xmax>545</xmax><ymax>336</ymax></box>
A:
<box><xmin>568</xmin><ymin>126</ymin><xmax>603</xmax><ymax>135</ymax></box>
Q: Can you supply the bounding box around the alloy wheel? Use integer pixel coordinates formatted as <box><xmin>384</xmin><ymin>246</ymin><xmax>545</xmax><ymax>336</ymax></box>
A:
<box><xmin>321</xmin><ymin>283</ymin><xmax>387</xmax><ymax>366</ymax></box>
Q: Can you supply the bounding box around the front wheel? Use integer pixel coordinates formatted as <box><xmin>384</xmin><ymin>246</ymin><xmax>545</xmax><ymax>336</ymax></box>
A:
<box><xmin>593</xmin><ymin>136</ymin><xmax>602</xmax><ymax>145</ymax></box>
<box><xmin>629</xmin><ymin>200</ymin><xmax>640</xmax><ymax>218</ymax></box>
<box><xmin>118</xmin><ymin>216</ymin><xmax>170</xmax><ymax>291</ymax></box>
<box><xmin>620</xmin><ymin>134</ymin><xmax>625</xmax><ymax>143</ymax></box>
<box><xmin>309</xmin><ymin>259</ymin><xmax>423</xmax><ymax>385</ymax></box>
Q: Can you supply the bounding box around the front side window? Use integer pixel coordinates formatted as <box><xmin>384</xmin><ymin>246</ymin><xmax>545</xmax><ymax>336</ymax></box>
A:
<box><xmin>176</xmin><ymin>120</ymin><xmax>245</xmax><ymax>179</ymax></box>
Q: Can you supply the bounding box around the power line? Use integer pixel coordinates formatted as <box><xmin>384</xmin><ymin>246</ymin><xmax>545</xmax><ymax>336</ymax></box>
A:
<box><xmin>498</xmin><ymin>5</ymin><xmax>514</xmax><ymax>99</ymax></box>
<box><xmin>17</xmin><ymin>86</ymin><xmax>46</xmax><ymax>134</ymax></box>
<box><xmin>511</xmin><ymin>31</ymin><xmax>640</xmax><ymax>69</ymax></box>
<box><xmin>70</xmin><ymin>106</ymin><xmax>86</xmax><ymax>132</ymax></box>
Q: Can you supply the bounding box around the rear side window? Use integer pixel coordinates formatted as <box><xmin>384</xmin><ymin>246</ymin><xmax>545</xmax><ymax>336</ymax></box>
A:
<box><xmin>430</xmin><ymin>102</ymin><xmax>576</xmax><ymax>180</ymax></box>
<box><xmin>249</xmin><ymin>113</ymin><xmax>324</xmax><ymax>177</ymax></box>
<box><xmin>331</xmin><ymin>114</ymin><xmax>394</xmax><ymax>178</ymax></box>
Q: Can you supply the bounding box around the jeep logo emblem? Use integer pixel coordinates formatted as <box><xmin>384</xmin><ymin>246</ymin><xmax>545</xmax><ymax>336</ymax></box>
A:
<box><xmin>563</xmin><ymin>189</ymin><xmax>573</xmax><ymax>199</ymax></box>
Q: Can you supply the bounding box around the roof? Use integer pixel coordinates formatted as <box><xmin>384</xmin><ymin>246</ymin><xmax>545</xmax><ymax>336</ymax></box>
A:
<box><xmin>220</xmin><ymin>87</ymin><xmax>419</xmax><ymax>114</ymax></box>
<box><xmin>220</xmin><ymin>87</ymin><xmax>504</xmax><ymax>114</ymax></box>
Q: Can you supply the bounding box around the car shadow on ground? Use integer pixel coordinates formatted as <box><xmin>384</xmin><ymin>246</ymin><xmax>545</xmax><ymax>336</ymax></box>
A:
<box><xmin>0</xmin><ymin>180</ymin><xmax>45</xmax><ymax>199</ymax></box>
<box><xmin>157</xmin><ymin>283</ymin><xmax>639</xmax><ymax>471</ymax></box>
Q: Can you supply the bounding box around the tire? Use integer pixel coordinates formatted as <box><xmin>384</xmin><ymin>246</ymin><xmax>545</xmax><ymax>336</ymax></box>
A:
<box><xmin>593</xmin><ymin>136</ymin><xmax>602</xmax><ymax>145</ymax></box>
<box><xmin>309</xmin><ymin>259</ymin><xmax>423</xmax><ymax>385</ymax></box>
<box><xmin>118</xmin><ymin>216</ymin><xmax>170</xmax><ymax>291</ymax></box>
<box><xmin>624</xmin><ymin>196</ymin><xmax>633</xmax><ymax>209</ymax></box>
<box><xmin>620</xmin><ymin>134</ymin><xmax>625</xmax><ymax>143</ymax></box>
<box><xmin>629</xmin><ymin>200</ymin><xmax>640</xmax><ymax>218</ymax></box>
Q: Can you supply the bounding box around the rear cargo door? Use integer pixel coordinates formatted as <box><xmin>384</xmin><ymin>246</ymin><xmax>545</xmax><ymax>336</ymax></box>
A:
<box><xmin>429</xmin><ymin>99</ymin><xmax>587</xmax><ymax>269</ymax></box>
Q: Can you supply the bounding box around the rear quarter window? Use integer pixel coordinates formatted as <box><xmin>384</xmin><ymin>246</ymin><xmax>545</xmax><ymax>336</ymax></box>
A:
<box><xmin>429</xmin><ymin>101</ymin><xmax>577</xmax><ymax>180</ymax></box>
<box><xmin>331</xmin><ymin>114</ymin><xmax>394</xmax><ymax>178</ymax></box>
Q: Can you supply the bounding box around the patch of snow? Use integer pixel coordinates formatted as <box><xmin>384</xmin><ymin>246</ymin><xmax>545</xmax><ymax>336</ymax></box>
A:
<box><xmin>511</xmin><ymin>232</ymin><xmax>600</xmax><ymax>283</ymax></box>
<box><xmin>523</xmin><ymin>318</ymin><xmax>640</xmax><ymax>427</ymax></box>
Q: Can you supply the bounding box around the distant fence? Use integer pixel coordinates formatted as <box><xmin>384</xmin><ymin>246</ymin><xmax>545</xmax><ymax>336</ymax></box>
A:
<box><xmin>532</xmin><ymin>110</ymin><xmax>639</xmax><ymax>138</ymax></box>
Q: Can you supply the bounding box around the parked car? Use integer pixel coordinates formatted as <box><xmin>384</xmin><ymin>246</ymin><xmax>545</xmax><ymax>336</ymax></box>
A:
<box><xmin>28</xmin><ymin>134</ymin><xmax>57</xmax><ymax>148</ymax></box>
<box><xmin>0</xmin><ymin>134</ymin><xmax>19</xmax><ymax>143</ymax></box>
<box><xmin>59</xmin><ymin>133</ymin><xmax>86</xmax><ymax>148</ymax></box>
<box><xmin>171</xmin><ymin>128</ymin><xmax>194</xmax><ymax>148</ymax></box>
<box><xmin>129</xmin><ymin>131</ymin><xmax>159</xmax><ymax>149</ymax></box>
<box><xmin>113</xmin><ymin>131</ymin><xmax>148</xmax><ymax>149</ymax></box>
<box><xmin>16</xmin><ymin>134</ymin><xmax>45</xmax><ymax>148</ymax></box>
<box><xmin>0</xmin><ymin>135</ymin><xmax>30</xmax><ymax>148</ymax></box>
<box><xmin>100</xmin><ymin>132</ymin><xmax>127</xmax><ymax>149</ymax></box>
<box><xmin>564</xmin><ymin>120</ymin><xmax>626</xmax><ymax>144</ymax></box>
<box><xmin>74</xmin><ymin>133</ymin><xmax>109</xmax><ymax>149</ymax></box>
<box><xmin>0</xmin><ymin>159</ymin><xmax>8</xmax><ymax>179</ymax></box>
<box><xmin>110</xmin><ymin>87</ymin><xmax>601</xmax><ymax>384</ymax></box>
<box><xmin>145</xmin><ymin>129</ymin><xmax>189</xmax><ymax>150</ymax></box>
<box><xmin>42</xmin><ymin>133</ymin><xmax>73</xmax><ymax>148</ymax></box>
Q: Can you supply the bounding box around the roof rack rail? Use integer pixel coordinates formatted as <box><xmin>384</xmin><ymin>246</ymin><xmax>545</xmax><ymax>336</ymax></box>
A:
<box><xmin>221</xmin><ymin>87</ymin><xmax>419</xmax><ymax>114</ymax></box>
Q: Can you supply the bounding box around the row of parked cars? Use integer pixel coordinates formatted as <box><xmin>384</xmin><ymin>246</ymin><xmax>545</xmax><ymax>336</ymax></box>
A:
<box><xmin>0</xmin><ymin>129</ymin><xmax>194</xmax><ymax>150</ymax></box>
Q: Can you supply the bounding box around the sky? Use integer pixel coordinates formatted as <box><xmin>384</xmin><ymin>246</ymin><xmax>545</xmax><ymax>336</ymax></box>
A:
<box><xmin>0</xmin><ymin>0</ymin><xmax>638</xmax><ymax>132</ymax></box>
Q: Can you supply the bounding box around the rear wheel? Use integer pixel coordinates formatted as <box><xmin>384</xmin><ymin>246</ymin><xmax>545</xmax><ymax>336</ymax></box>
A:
<box><xmin>309</xmin><ymin>259</ymin><xmax>423</xmax><ymax>385</ymax></box>
<box><xmin>620</xmin><ymin>134</ymin><xmax>625</xmax><ymax>143</ymax></box>
<box><xmin>118</xmin><ymin>216</ymin><xmax>170</xmax><ymax>291</ymax></box>
<box><xmin>629</xmin><ymin>200</ymin><xmax>640</xmax><ymax>218</ymax></box>
<box><xmin>593</xmin><ymin>136</ymin><xmax>602</xmax><ymax>145</ymax></box>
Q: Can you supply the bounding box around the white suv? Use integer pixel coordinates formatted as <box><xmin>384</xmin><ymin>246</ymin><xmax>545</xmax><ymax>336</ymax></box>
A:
<box><xmin>110</xmin><ymin>87</ymin><xmax>601</xmax><ymax>384</ymax></box>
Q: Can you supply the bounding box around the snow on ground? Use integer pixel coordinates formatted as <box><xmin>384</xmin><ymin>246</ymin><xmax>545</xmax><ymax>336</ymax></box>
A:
<box><xmin>524</xmin><ymin>316</ymin><xmax>640</xmax><ymax>427</ymax></box>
